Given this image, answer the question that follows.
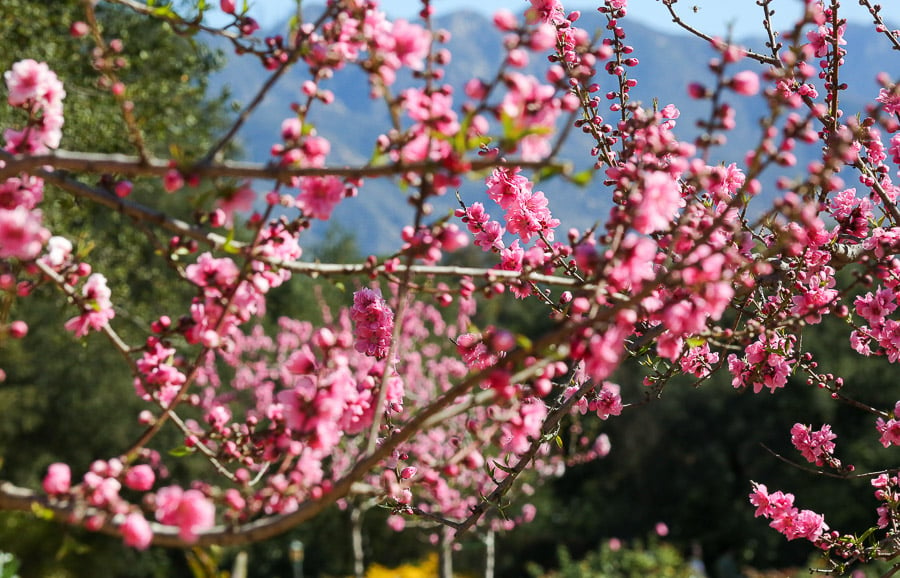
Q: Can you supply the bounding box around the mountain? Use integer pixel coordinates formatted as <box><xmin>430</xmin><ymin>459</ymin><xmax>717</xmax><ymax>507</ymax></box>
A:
<box><xmin>207</xmin><ymin>8</ymin><xmax>897</xmax><ymax>254</ymax></box>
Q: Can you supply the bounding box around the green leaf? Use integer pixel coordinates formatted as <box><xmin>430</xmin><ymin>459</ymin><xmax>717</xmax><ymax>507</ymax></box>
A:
<box><xmin>222</xmin><ymin>228</ymin><xmax>239</xmax><ymax>254</ymax></box>
<box><xmin>30</xmin><ymin>503</ymin><xmax>54</xmax><ymax>521</ymax></box>
<box><xmin>555</xmin><ymin>435</ymin><xmax>563</xmax><ymax>449</ymax></box>
<box><xmin>685</xmin><ymin>336</ymin><xmax>706</xmax><ymax>348</ymax></box>
<box><xmin>168</xmin><ymin>445</ymin><xmax>195</xmax><ymax>457</ymax></box>
<box><xmin>570</xmin><ymin>169</ymin><xmax>594</xmax><ymax>187</ymax></box>
<box><xmin>491</xmin><ymin>460</ymin><xmax>516</xmax><ymax>475</ymax></box>
<box><xmin>515</xmin><ymin>334</ymin><xmax>532</xmax><ymax>350</ymax></box>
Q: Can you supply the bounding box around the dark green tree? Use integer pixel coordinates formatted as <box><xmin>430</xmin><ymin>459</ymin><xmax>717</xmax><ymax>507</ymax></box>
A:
<box><xmin>0</xmin><ymin>2</ymin><xmax>229</xmax><ymax>575</ymax></box>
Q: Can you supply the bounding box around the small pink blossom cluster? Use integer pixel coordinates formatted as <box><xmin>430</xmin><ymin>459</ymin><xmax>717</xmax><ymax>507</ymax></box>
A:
<box><xmin>875</xmin><ymin>401</ymin><xmax>900</xmax><ymax>448</ymax></box>
<box><xmin>498</xmin><ymin>73</ymin><xmax>569</xmax><ymax>161</ymax></box>
<box><xmin>749</xmin><ymin>482</ymin><xmax>827</xmax><ymax>542</ymax></box>
<box><xmin>135</xmin><ymin>339</ymin><xmax>187</xmax><ymax>407</ymax></box>
<box><xmin>727</xmin><ymin>332</ymin><xmax>796</xmax><ymax>394</ymax></box>
<box><xmin>588</xmin><ymin>382</ymin><xmax>623</xmax><ymax>420</ymax></box>
<box><xmin>486</xmin><ymin>167</ymin><xmax>560</xmax><ymax>243</ymax></box>
<box><xmin>850</xmin><ymin>262</ymin><xmax>900</xmax><ymax>360</ymax></box>
<box><xmin>872</xmin><ymin>473</ymin><xmax>900</xmax><ymax>529</ymax></box>
<box><xmin>399</xmin><ymin>222</ymin><xmax>469</xmax><ymax>265</ymax></box>
<box><xmin>679</xmin><ymin>343</ymin><xmax>720</xmax><ymax>378</ymax></box>
<box><xmin>3</xmin><ymin>59</ymin><xmax>65</xmax><ymax>153</ymax></box>
<box><xmin>350</xmin><ymin>288</ymin><xmax>394</xmax><ymax>359</ymax></box>
<box><xmin>790</xmin><ymin>423</ymin><xmax>837</xmax><ymax>466</ymax></box>
<box><xmin>42</xmin><ymin>460</ymin><xmax>164</xmax><ymax>550</ymax></box>
<box><xmin>154</xmin><ymin>485</ymin><xmax>215</xmax><ymax>543</ymax></box>
<box><xmin>500</xmin><ymin>398</ymin><xmax>548</xmax><ymax>454</ymax></box>
<box><xmin>0</xmin><ymin>60</ymin><xmax>63</xmax><ymax>261</ymax></box>
<box><xmin>63</xmin><ymin>273</ymin><xmax>115</xmax><ymax>338</ymax></box>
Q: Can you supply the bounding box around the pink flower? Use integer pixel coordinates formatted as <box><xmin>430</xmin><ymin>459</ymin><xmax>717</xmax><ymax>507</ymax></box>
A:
<box><xmin>216</xmin><ymin>183</ymin><xmax>255</xmax><ymax>226</ymax></box>
<box><xmin>297</xmin><ymin>176</ymin><xmax>344</xmax><ymax>220</ymax></box>
<box><xmin>155</xmin><ymin>486</ymin><xmax>215</xmax><ymax>543</ymax></box>
<box><xmin>163</xmin><ymin>169</ymin><xmax>184</xmax><ymax>193</ymax></box>
<box><xmin>877</xmin><ymin>87</ymin><xmax>900</xmax><ymax>115</ymax></box>
<box><xmin>389</xmin><ymin>19</ymin><xmax>430</xmax><ymax>70</ymax></box>
<box><xmin>790</xmin><ymin>423</ymin><xmax>837</xmax><ymax>465</ymax></box>
<box><xmin>125</xmin><ymin>465</ymin><xmax>156</xmax><ymax>491</ymax></box>
<box><xmin>4</xmin><ymin>59</ymin><xmax>65</xmax><ymax>109</ymax></box>
<box><xmin>350</xmin><ymin>288</ymin><xmax>394</xmax><ymax>358</ymax></box>
<box><xmin>220</xmin><ymin>0</ymin><xmax>236</xmax><ymax>14</ymax></box>
<box><xmin>0</xmin><ymin>206</ymin><xmax>49</xmax><ymax>260</ymax></box>
<box><xmin>122</xmin><ymin>512</ymin><xmax>153</xmax><ymax>550</ymax></box>
<box><xmin>64</xmin><ymin>273</ymin><xmax>115</xmax><ymax>337</ymax></box>
<box><xmin>589</xmin><ymin>382</ymin><xmax>623</xmax><ymax>420</ymax></box>
<box><xmin>43</xmin><ymin>463</ymin><xmax>71</xmax><ymax>495</ymax></box>
<box><xmin>731</xmin><ymin>71</ymin><xmax>760</xmax><ymax>96</ymax></box>
<box><xmin>632</xmin><ymin>171</ymin><xmax>682</xmax><ymax>234</ymax></box>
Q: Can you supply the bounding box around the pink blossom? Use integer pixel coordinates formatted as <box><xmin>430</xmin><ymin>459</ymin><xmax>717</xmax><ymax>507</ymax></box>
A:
<box><xmin>731</xmin><ymin>71</ymin><xmax>760</xmax><ymax>96</ymax></box>
<box><xmin>297</xmin><ymin>176</ymin><xmax>344</xmax><ymax>220</ymax></box>
<box><xmin>4</xmin><ymin>59</ymin><xmax>65</xmax><ymax>109</ymax></box>
<box><xmin>589</xmin><ymin>382</ymin><xmax>623</xmax><ymax>420</ymax></box>
<box><xmin>162</xmin><ymin>169</ymin><xmax>184</xmax><ymax>193</ymax></box>
<box><xmin>679</xmin><ymin>343</ymin><xmax>719</xmax><ymax>378</ymax></box>
<box><xmin>389</xmin><ymin>20</ymin><xmax>430</xmax><ymax>70</ymax></box>
<box><xmin>350</xmin><ymin>288</ymin><xmax>394</xmax><ymax>358</ymax></box>
<box><xmin>790</xmin><ymin>423</ymin><xmax>836</xmax><ymax>465</ymax></box>
<box><xmin>0</xmin><ymin>174</ymin><xmax>44</xmax><ymax>210</ymax></box>
<box><xmin>125</xmin><ymin>465</ymin><xmax>156</xmax><ymax>491</ymax></box>
<box><xmin>64</xmin><ymin>273</ymin><xmax>115</xmax><ymax>337</ymax></box>
<box><xmin>527</xmin><ymin>0</ymin><xmax>565</xmax><ymax>24</ymax></box>
<box><xmin>877</xmin><ymin>87</ymin><xmax>900</xmax><ymax>115</ymax></box>
<box><xmin>220</xmin><ymin>0</ymin><xmax>236</xmax><ymax>14</ymax></box>
<box><xmin>216</xmin><ymin>183</ymin><xmax>255</xmax><ymax>226</ymax></box>
<box><xmin>632</xmin><ymin>171</ymin><xmax>682</xmax><ymax>234</ymax></box>
<box><xmin>0</xmin><ymin>206</ymin><xmax>49</xmax><ymax>260</ymax></box>
<box><xmin>121</xmin><ymin>512</ymin><xmax>153</xmax><ymax>550</ymax></box>
<box><xmin>876</xmin><ymin>417</ymin><xmax>900</xmax><ymax>448</ymax></box>
<box><xmin>155</xmin><ymin>486</ymin><xmax>215</xmax><ymax>543</ymax></box>
<box><xmin>486</xmin><ymin>167</ymin><xmax>532</xmax><ymax>210</ymax></box>
<box><xmin>43</xmin><ymin>463</ymin><xmax>71</xmax><ymax>495</ymax></box>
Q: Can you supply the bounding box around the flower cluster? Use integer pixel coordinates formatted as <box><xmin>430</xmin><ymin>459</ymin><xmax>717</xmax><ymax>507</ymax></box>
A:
<box><xmin>350</xmin><ymin>288</ymin><xmax>394</xmax><ymax>359</ymax></box>
<box><xmin>749</xmin><ymin>482</ymin><xmax>827</xmax><ymax>542</ymax></box>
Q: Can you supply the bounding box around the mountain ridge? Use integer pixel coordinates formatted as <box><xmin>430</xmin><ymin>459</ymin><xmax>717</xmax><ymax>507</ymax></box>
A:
<box><xmin>207</xmin><ymin>9</ymin><xmax>897</xmax><ymax>253</ymax></box>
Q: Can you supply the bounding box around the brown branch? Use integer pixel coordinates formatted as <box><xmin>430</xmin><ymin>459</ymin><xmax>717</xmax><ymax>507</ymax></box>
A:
<box><xmin>659</xmin><ymin>0</ymin><xmax>779</xmax><ymax>65</ymax></box>
<box><xmin>0</xmin><ymin>149</ymin><xmax>564</xmax><ymax>182</ymax></box>
<box><xmin>105</xmin><ymin>0</ymin><xmax>242</xmax><ymax>41</ymax></box>
<box><xmin>454</xmin><ymin>376</ymin><xmax>597</xmax><ymax>535</ymax></box>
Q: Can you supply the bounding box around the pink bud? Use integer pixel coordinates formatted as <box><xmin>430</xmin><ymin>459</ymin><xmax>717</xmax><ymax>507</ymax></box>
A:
<box><xmin>400</xmin><ymin>467</ymin><xmax>417</xmax><ymax>480</ymax></box>
<box><xmin>122</xmin><ymin>512</ymin><xmax>153</xmax><ymax>550</ymax></box>
<box><xmin>220</xmin><ymin>0</ymin><xmax>236</xmax><ymax>14</ymax></box>
<box><xmin>125</xmin><ymin>465</ymin><xmax>156</xmax><ymax>491</ymax></box>
<box><xmin>43</xmin><ymin>463</ymin><xmax>71</xmax><ymax>495</ymax></box>
<box><xmin>163</xmin><ymin>169</ymin><xmax>184</xmax><ymax>193</ymax></box>
<box><xmin>731</xmin><ymin>70</ymin><xmax>760</xmax><ymax>96</ymax></box>
<box><xmin>8</xmin><ymin>320</ymin><xmax>27</xmax><ymax>338</ymax></box>
<box><xmin>70</xmin><ymin>21</ymin><xmax>89</xmax><ymax>37</ymax></box>
<box><xmin>115</xmin><ymin>180</ymin><xmax>133</xmax><ymax>198</ymax></box>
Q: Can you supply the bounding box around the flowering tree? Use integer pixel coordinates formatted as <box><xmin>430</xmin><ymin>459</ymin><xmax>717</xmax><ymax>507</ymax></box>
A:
<box><xmin>1</xmin><ymin>0</ymin><xmax>900</xmax><ymax>575</ymax></box>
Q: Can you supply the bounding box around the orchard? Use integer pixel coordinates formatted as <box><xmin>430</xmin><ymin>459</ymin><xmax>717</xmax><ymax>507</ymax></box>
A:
<box><xmin>0</xmin><ymin>0</ymin><xmax>899</xmax><ymax>576</ymax></box>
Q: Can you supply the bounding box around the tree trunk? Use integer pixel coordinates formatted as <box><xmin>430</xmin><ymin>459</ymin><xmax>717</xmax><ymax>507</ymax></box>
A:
<box><xmin>440</xmin><ymin>526</ymin><xmax>454</xmax><ymax>578</ymax></box>
<box><xmin>484</xmin><ymin>529</ymin><xmax>495</xmax><ymax>578</ymax></box>
<box><xmin>351</xmin><ymin>505</ymin><xmax>365</xmax><ymax>578</ymax></box>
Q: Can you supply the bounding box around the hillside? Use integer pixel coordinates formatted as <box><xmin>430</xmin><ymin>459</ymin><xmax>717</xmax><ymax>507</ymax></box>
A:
<box><xmin>208</xmin><ymin>8</ymin><xmax>896</xmax><ymax>253</ymax></box>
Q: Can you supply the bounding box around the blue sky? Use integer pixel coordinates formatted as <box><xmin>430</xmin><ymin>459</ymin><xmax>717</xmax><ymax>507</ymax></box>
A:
<box><xmin>241</xmin><ymin>0</ymin><xmax>893</xmax><ymax>38</ymax></box>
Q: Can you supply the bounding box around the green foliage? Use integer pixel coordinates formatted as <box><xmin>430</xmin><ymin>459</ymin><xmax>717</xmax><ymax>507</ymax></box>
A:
<box><xmin>528</xmin><ymin>537</ymin><xmax>700</xmax><ymax>578</ymax></box>
<box><xmin>0</xmin><ymin>1</ymin><xmax>231</xmax><ymax>576</ymax></box>
<box><xmin>0</xmin><ymin>551</ymin><xmax>21</xmax><ymax>578</ymax></box>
